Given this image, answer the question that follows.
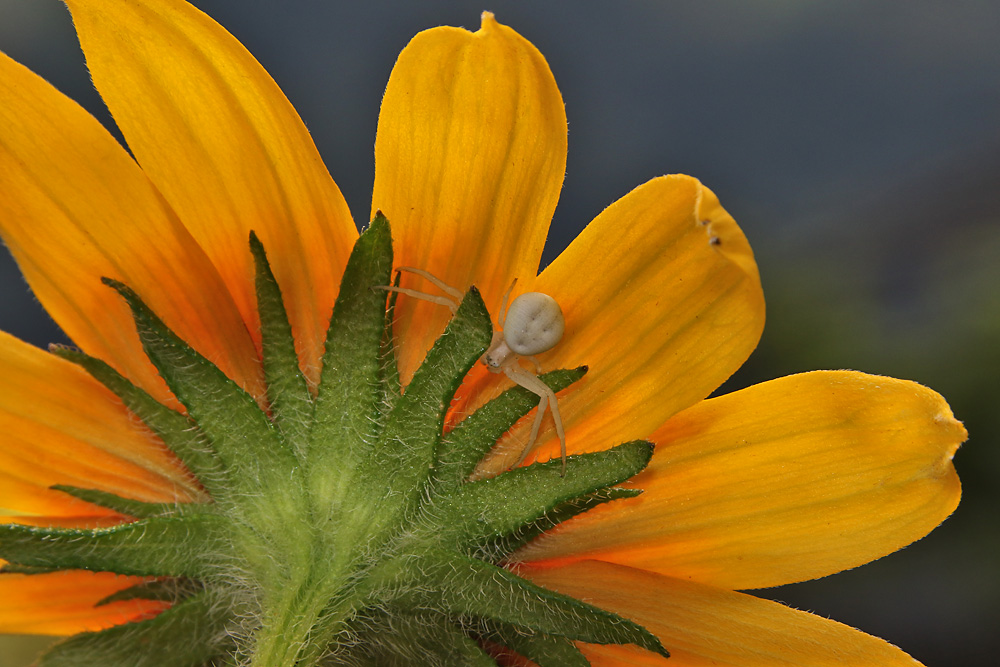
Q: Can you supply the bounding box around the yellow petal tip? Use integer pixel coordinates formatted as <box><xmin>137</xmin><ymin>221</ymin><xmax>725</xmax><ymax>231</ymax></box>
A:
<box><xmin>480</xmin><ymin>11</ymin><xmax>498</xmax><ymax>31</ymax></box>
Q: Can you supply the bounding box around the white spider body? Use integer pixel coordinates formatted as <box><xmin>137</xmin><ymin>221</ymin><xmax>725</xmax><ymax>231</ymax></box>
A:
<box><xmin>484</xmin><ymin>292</ymin><xmax>565</xmax><ymax>369</ymax></box>
<box><xmin>380</xmin><ymin>268</ymin><xmax>569</xmax><ymax>474</ymax></box>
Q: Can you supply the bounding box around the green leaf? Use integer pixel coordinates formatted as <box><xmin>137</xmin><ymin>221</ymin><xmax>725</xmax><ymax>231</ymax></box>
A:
<box><xmin>39</xmin><ymin>587</ymin><xmax>235</xmax><ymax>667</ymax></box>
<box><xmin>399</xmin><ymin>550</ymin><xmax>668</xmax><ymax>659</ymax></box>
<box><xmin>50</xmin><ymin>485</ymin><xmax>211</xmax><ymax>519</ymax></box>
<box><xmin>250</xmin><ymin>231</ymin><xmax>315</xmax><ymax>455</ymax></box>
<box><xmin>436</xmin><ymin>367</ymin><xmax>587</xmax><ymax>489</ymax></box>
<box><xmin>434</xmin><ymin>441</ymin><xmax>654</xmax><ymax>548</ymax></box>
<box><xmin>306</xmin><ymin>214</ymin><xmax>393</xmax><ymax>500</ymax></box>
<box><xmin>359</xmin><ymin>288</ymin><xmax>492</xmax><ymax>533</ymax></box>
<box><xmin>0</xmin><ymin>516</ymin><xmax>224</xmax><ymax>577</ymax></box>
<box><xmin>103</xmin><ymin>278</ymin><xmax>294</xmax><ymax>494</ymax></box>
<box><xmin>50</xmin><ymin>347</ymin><xmax>224</xmax><ymax>496</ymax></box>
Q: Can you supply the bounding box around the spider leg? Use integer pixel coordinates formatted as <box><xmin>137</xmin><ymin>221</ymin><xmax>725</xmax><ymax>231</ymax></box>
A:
<box><xmin>524</xmin><ymin>355</ymin><xmax>544</xmax><ymax>374</ymax></box>
<box><xmin>374</xmin><ymin>285</ymin><xmax>458</xmax><ymax>314</ymax></box>
<box><xmin>374</xmin><ymin>266</ymin><xmax>464</xmax><ymax>313</ymax></box>
<box><xmin>504</xmin><ymin>364</ymin><xmax>567</xmax><ymax>476</ymax></box>
<box><xmin>396</xmin><ymin>266</ymin><xmax>464</xmax><ymax>300</ymax></box>
<box><xmin>514</xmin><ymin>387</ymin><xmax>548</xmax><ymax>468</ymax></box>
<box><xmin>497</xmin><ymin>278</ymin><xmax>517</xmax><ymax>328</ymax></box>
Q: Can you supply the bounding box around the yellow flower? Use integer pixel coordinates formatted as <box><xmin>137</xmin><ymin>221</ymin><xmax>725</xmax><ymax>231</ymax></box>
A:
<box><xmin>0</xmin><ymin>1</ymin><xmax>964</xmax><ymax>665</ymax></box>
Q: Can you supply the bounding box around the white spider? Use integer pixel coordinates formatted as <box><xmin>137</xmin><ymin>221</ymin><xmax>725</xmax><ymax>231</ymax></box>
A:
<box><xmin>382</xmin><ymin>267</ymin><xmax>568</xmax><ymax>474</ymax></box>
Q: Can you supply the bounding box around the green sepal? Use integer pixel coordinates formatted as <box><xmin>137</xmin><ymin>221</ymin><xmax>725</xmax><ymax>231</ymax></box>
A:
<box><xmin>377</xmin><ymin>268</ymin><xmax>403</xmax><ymax>412</ymax></box>
<box><xmin>16</xmin><ymin>219</ymin><xmax>671</xmax><ymax>664</ymax></box>
<box><xmin>360</xmin><ymin>288</ymin><xmax>492</xmax><ymax>532</ymax></box>
<box><xmin>340</xmin><ymin>611</ymin><xmax>496</xmax><ymax>666</ymax></box>
<box><xmin>436</xmin><ymin>366</ymin><xmax>588</xmax><ymax>489</ymax></box>
<box><xmin>307</xmin><ymin>214</ymin><xmax>393</xmax><ymax>470</ymax></box>
<box><xmin>0</xmin><ymin>562</ymin><xmax>59</xmax><ymax>574</ymax></box>
<box><xmin>50</xmin><ymin>346</ymin><xmax>224</xmax><ymax>496</ymax></box>
<box><xmin>397</xmin><ymin>549</ymin><xmax>668</xmax><ymax>658</ymax></box>
<box><xmin>486</xmin><ymin>487</ymin><xmax>642</xmax><ymax>558</ymax></box>
<box><xmin>434</xmin><ymin>441</ymin><xmax>653</xmax><ymax>548</ymax></box>
<box><xmin>504</xmin><ymin>634</ymin><xmax>589</xmax><ymax>667</ymax></box>
<box><xmin>50</xmin><ymin>485</ymin><xmax>211</xmax><ymax>519</ymax></box>
<box><xmin>249</xmin><ymin>231</ymin><xmax>314</xmax><ymax>455</ymax></box>
<box><xmin>0</xmin><ymin>516</ymin><xmax>223</xmax><ymax>577</ymax></box>
<box><xmin>38</xmin><ymin>587</ymin><xmax>235</xmax><ymax>667</ymax></box>
<box><xmin>480</xmin><ymin>620</ymin><xmax>590</xmax><ymax>667</ymax></box>
<box><xmin>96</xmin><ymin>578</ymin><xmax>203</xmax><ymax>606</ymax></box>
<box><xmin>103</xmin><ymin>278</ymin><xmax>294</xmax><ymax>493</ymax></box>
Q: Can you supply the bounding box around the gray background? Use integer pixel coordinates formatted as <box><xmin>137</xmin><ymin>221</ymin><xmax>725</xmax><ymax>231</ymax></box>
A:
<box><xmin>1</xmin><ymin>1</ymin><xmax>998</xmax><ymax>665</ymax></box>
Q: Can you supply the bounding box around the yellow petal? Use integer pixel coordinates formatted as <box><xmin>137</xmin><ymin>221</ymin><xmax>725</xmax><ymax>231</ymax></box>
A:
<box><xmin>372</xmin><ymin>12</ymin><xmax>567</xmax><ymax>381</ymax></box>
<box><xmin>477</xmin><ymin>176</ymin><xmax>765</xmax><ymax>475</ymax></box>
<box><xmin>516</xmin><ymin>371</ymin><xmax>964</xmax><ymax>590</ymax></box>
<box><xmin>66</xmin><ymin>0</ymin><xmax>358</xmax><ymax>386</ymax></box>
<box><xmin>521</xmin><ymin>560</ymin><xmax>924</xmax><ymax>666</ymax></box>
<box><xmin>0</xmin><ymin>50</ymin><xmax>262</xmax><ymax>402</ymax></box>
<box><xmin>0</xmin><ymin>331</ymin><xmax>201</xmax><ymax>525</ymax></box>
<box><xmin>0</xmin><ymin>570</ymin><xmax>166</xmax><ymax>635</ymax></box>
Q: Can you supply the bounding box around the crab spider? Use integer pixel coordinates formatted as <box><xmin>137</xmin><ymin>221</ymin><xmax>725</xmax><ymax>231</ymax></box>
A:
<box><xmin>381</xmin><ymin>267</ymin><xmax>568</xmax><ymax>475</ymax></box>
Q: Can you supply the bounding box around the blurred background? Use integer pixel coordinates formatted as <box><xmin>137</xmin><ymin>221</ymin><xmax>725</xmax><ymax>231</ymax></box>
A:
<box><xmin>1</xmin><ymin>0</ymin><xmax>997</xmax><ymax>664</ymax></box>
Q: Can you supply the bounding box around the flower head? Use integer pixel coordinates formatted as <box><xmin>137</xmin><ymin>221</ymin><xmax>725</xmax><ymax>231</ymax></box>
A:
<box><xmin>0</xmin><ymin>2</ymin><xmax>964</xmax><ymax>665</ymax></box>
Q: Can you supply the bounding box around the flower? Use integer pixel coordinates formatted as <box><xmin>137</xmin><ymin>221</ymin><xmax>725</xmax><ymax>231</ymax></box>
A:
<box><xmin>0</xmin><ymin>1</ymin><xmax>964</xmax><ymax>666</ymax></box>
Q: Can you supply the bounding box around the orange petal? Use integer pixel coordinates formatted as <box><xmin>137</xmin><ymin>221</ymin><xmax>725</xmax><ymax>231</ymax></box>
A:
<box><xmin>0</xmin><ymin>50</ymin><xmax>262</xmax><ymax>402</ymax></box>
<box><xmin>516</xmin><ymin>371</ymin><xmax>964</xmax><ymax>590</ymax></box>
<box><xmin>372</xmin><ymin>12</ymin><xmax>567</xmax><ymax>381</ymax></box>
<box><xmin>0</xmin><ymin>570</ymin><xmax>166</xmax><ymax>635</ymax></box>
<box><xmin>521</xmin><ymin>560</ymin><xmax>925</xmax><ymax>666</ymax></box>
<box><xmin>0</xmin><ymin>331</ymin><xmax>200</xmax><ymax>525</ymax></box>
<box><xmin>66</xmin><ymin>0</ymin><xmax>358</xmax><ymax>386</ymax></box>
<box><xmin>477</xmin><ymin>176</ymin><xmax>765</xmax><ymax>475</ymax></box>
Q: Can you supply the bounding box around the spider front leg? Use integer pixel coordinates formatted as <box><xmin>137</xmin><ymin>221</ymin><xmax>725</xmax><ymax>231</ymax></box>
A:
<box><xmin>376</xmin><ymin>266</ymin><xmax>463</xmax><ymax>313</ymax></box>
<box><xmin>503</xmin><ymin>362</ymin><xmax>567</xmax><ymax>476</ymax></box>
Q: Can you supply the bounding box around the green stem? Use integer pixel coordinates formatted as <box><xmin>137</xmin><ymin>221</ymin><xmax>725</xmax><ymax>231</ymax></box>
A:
<box><xmin>250</xmin><ymin>582</ymin><xmax>323</xmax><ymax>666</ymax></box>
<box><xmin>249</xmin><ymin>569</ymin><xmax>356</xmax><ymax>667</ymax></box>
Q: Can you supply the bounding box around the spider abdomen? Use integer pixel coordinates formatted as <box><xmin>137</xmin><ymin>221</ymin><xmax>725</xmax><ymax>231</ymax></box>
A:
<box><xmin>503</xmin><ymin>292</ymin><xmax>565</xmax><ymax>356</ymax></box>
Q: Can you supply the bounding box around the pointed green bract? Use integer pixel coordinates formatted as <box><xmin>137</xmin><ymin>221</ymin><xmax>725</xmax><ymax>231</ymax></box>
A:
<box><xmin>377</xmin><ymin>270</ymin><xmax>403</xmax><ymax>412</ymax></box>
<box><xmin>0</xmin><ymin>516</ymin><xmax>224</xmax><ymax>577</ymax></box>
<box><xmin>250</xmin><ymin>231</ymin><xmax>314</xmax><ymax>455</ymax></box>
<box><xmin>394</xmin><ymin>550</ymin><xmax>668</xmax><ymax>658</ymax></box>
<box><xmin>356</xmin><ymin>288</ymin><xmax>492</xmax><ymax>537</ymax></box>
<box><xmin>436</xmin><ymin>367</ymin><xmax>588</xmax><ymax>488</ymax></box>
<box><xmin>346</xmin><ymin>611</ymin><xmax>498</xmax><ymax>666</ymax></box>
<box><xmin>50</xmin><ymin>347</ymin><xmax>223</xmax><ymax>497</ymax></box>
<box><xmin>50</xmin><ymin>485</ymin><xmax>207</xmax><ymax>519</ymax></box>
<box><xmin>0</xmin><ymin>563</ymin><xmax>60</xmax><ymax>574</ymax></box>
<box><xmin>486</xmin><ymin>486</ymin><xmax>643</xmax><ymax>557</ymax></box>
<box><xmin>434</xmin><ymin>441</ymin><xmax>653</xmax><ymax>547</ymax></box>
<box><xmin>96</xmin><ymin>578</ymin><xmax>203</xmax><ymax>607</ymax></box>
<box><xmin>104</xmin><ymin>278</ymin><xmax>295</xmax><ymax>494</ymax></box>
<box><xmin>7</xmin><ymin>218</ymin><xmax>667</xmax><ymax>665</ymax></box>
<box><xmin>39</xmin><ymin>588</ymin><xmax>235</xmax><ymax>667</ymax></box>
<box><xmin>308</xmin><ymin>215</ymin><xmax>393</xmax><ymax>466</ymax></box>
<box><xmin>482</xmin><ymin>622</ymin><xmax>590</xmax><ymax>667</ymax></box>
